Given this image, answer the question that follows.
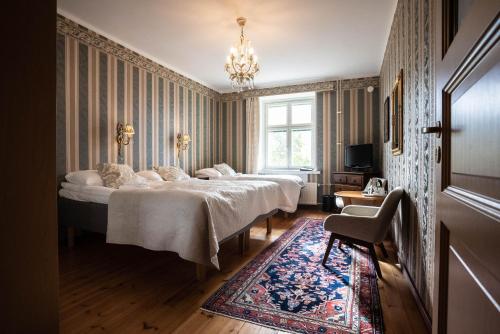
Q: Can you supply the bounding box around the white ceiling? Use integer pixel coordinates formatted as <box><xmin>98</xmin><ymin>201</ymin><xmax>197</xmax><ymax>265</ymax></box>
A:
<box><xmin>58</xmin><ymin>0</ymin><xmax>397</xmax><ymax>93</ymax></box>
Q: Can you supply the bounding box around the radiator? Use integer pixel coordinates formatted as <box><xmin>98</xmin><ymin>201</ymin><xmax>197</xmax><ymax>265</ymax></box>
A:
<box><xmin>299</xmin><ymin>182</ymin><xmax>318</xmax><ymax>205</ymax></box>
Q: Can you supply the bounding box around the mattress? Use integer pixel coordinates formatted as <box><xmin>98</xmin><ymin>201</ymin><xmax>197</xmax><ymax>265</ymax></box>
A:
<box><xmin>58</xmin><ymin>181</ymin><xmax>164</xmax><ymax>204</ymax></box>
<box><xmin>59</xmin><ymin>182</ymin><xmax>115</xmax><ymax>204</ymax></box>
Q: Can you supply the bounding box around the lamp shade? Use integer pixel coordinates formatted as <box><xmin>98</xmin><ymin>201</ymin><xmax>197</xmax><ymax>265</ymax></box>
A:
<box><xmin>123</xmin><ymin>124</ymin><xmax>135</xmax><ymax>135</ymax></box>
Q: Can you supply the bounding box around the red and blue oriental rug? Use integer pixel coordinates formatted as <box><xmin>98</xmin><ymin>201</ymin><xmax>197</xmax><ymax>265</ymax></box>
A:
<box><xmin>201</xmin><ymin>218</ymin><xmax>383</xmax><ymax>333</ymax></box>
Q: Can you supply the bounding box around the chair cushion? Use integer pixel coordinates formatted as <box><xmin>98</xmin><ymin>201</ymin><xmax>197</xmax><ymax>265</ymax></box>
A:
<box><xmin>323</xmin><ymin>214</ymin><xmax>379</xmax><ymax>243</ymax></box>
<box><xmin>341</xmin><ymin>205</ymin><xmax>379</xmax><ymax>217</ymax></box>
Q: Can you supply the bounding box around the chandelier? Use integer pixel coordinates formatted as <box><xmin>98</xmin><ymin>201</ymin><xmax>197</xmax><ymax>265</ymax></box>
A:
<box><xmin>225</xmin><ymin>17</ymin><xmax>260</xmax><ymax>91</ymax></box>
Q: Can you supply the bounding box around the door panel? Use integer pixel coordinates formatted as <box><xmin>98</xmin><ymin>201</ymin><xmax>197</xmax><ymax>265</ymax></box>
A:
<box><xmin>447</xmin><ymin>246</ymin><xmax>500</xmax><ymax>334</ymax></box>
<box><xmin>434</xmin><ymin>1</ymin><xmax>500</xmax><ymax>333</ymax></box>
<box><xmin>441</xmin><ymin>193</ymin><xmax>500</xmax><ymax>299</ymax></box>
<box><xmin>448</xmin><ymin>40</ymin><xmax>500</xmax><ymax>199</ymax></box>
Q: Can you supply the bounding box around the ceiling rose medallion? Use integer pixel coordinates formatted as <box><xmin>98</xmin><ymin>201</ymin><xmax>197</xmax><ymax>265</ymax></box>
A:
<box><xmin>225</xmin><ymin>17</ymin><xmax>260</xmax><ymax>91</ymax></box>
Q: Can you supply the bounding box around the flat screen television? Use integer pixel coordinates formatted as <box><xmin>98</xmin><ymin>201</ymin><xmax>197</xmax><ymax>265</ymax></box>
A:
<box><xmin>345</xmin><ymin>144</ymin><xmax>373</xmax><ymax>169</ymax></box>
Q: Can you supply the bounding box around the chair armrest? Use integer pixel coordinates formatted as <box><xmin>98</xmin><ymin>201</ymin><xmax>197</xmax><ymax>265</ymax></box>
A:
<box><xmin>341</xmin><ymin>205</ymin><xmax>379</xmax><ymax>217</ymax></box>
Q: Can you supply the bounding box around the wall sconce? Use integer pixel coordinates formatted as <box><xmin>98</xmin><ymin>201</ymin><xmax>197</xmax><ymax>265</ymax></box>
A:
<box><xmin>116</xmin><ymin>122</ymin><xmax>135</xmax><ymax>157</ymax></box>
<box><xmin>176</xmin><ymin>133</ymin><xmax>191</xmax><ymax>162</ymax></box>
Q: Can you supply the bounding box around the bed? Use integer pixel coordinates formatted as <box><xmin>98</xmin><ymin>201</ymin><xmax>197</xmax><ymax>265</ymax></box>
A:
<box><xmin>196</xmin><ymin>170</ymin><xmax>305</xmax><ymax>213</ymax></box>
<box><xmin>58</xmin><ymin>178</ymin><xmax>283</xmax><ymax>280</ymax></box>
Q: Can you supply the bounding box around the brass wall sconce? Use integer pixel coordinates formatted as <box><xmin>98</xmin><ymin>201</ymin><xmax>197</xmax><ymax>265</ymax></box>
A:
<box><xmin>176</xmin><ymin>133</ymin><xmax>191</xmax><ymax>162</ymax></box>
<box><xmin>116</xmin><ymin>122</ymin><xmax>135</xmax><ymax>156</ymax></box>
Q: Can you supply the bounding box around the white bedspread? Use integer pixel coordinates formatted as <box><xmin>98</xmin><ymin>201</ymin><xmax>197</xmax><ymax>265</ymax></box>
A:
<box><xmin>211</xmin><ymin>174</ymin><xmax>304</xmax><ymax>212</ymax></box>
<box><xmin>107</xmin><ymin>179</ymin><xmax>282</xmax><ymax>269</ymax></box>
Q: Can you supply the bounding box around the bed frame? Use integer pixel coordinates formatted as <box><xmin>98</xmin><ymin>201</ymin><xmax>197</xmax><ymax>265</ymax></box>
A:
<box><xmin>58</xmin><ymin>197</ymin><xmax>276</xmax><ymax>281</ymax></box>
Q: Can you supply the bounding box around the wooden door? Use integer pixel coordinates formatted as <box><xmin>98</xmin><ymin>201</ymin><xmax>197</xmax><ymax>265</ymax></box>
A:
<box><xmin>0</xmin><ymin>1</ymin><xmax>58</xmax><ymax>332</ymax></box>
<box><xmin>433</xmin><ymin>1</ymin><xmax>500</xmax><ymax>333</ymax></box>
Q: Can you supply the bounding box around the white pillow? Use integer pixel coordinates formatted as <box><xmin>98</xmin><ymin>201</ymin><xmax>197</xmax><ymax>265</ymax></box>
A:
<box><xmin>214</xmin><ymin>163</ymin><xmax>237</xmax><ymax>176</ymax></box>
<box><xmin>136</xmin><ymin>170</ymin><xmax>163</xmax><ymax>182</ymax></box>
<box><xmin>65</xmin><ymin>170</ymin><xmax>103</xmax><ymax>186</ymax></box>
<box><xmin>156</xmin><ymin>166</ymin><xmax>191</xmax><ymax>181</ymax></box>
<box><xmin>97</xmin><ymin>163</ymin><xmax>136</xmax><ymax>189</ymax></box>
<box><xmin>195</xmin><ymin>168</ymin><xmax>222</xmax><ymax>178</ymax></box>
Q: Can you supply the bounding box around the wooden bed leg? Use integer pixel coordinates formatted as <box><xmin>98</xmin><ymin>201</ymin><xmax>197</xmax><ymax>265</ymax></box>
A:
<box><xmin>238</xmin><ymin>233</ymin><xmax>245</xmax><ymax>255</ymax></box>
<box><xmin>196</xmin><ymin>264</ymin><xmax>207</xmax><ymax>282</ymax></box>
<box><xmin>244</xmin><ymin>230</ymin><xmax>250</xmax><ymax>251</ymax></box>
<box><xmin>266</xmin><ymin>218</ymin><xmax>272</xmax><ymax>235</ymax></box>
<box><xmin>67</xmin><ymin>226</ymin><xmax>75</xmax><ymax>248</ymax></box>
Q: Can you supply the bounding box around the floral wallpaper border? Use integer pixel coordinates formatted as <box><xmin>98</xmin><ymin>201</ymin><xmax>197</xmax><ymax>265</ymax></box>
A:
<box><xmin>221</xmin><ymin>76</ymin><xmax>380</xmax><ymax>101</ymax></box>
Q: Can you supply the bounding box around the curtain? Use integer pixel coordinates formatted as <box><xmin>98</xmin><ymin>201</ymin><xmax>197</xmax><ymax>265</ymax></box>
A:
<box><xmin>245</xmin><ymin>97</ymin><xmax>260</xmax><ymax>173</ymax></box>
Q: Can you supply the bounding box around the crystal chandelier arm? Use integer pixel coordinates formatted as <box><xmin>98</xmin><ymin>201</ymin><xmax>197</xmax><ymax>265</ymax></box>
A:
<box><xmin>231</xmin><ymin>61</ymin><xmax>239</xmax><ymax>74</ymax></box>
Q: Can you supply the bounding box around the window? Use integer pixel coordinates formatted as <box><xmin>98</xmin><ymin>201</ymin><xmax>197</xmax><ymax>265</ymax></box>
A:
<box><xmin>263</xmin><ymin>95</ymin><xmax>315</xmax><ymax>169</ymax></box>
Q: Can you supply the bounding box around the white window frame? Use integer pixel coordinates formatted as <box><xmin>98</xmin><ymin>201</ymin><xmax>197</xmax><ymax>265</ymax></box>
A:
<box><xmin>263</xmin><ymin>96</ymin><xmax>316</xmax><ymax>170</ymax></box>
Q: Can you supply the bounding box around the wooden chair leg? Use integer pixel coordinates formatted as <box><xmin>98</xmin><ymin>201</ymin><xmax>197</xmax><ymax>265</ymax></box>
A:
<box><xmin>369</xmin><ymin>244</ymin><xmax>383</xmax><ymax>278</ymax></box>
<box><xmin>67</xmin><ymin>226</ymin><xmax>75</xmax><ymax>248</ymax></box>
<box><xmin>322</xmin><ymin>234</ymin><xmax>336</xmax><ymax>266</ymax></box>
<box><xmin>266</xmin><ymin>218</ymin><xmax>272</xmax><ymax>235</ymax></box>
<box><xmin>379</xmin><ymin>242</ymin><xmax>389</xmax><ymax>258</ymax></box>
<box><xmin>196</xmin><ymin>264</ymin><xmax>207</xmax><ymax>282</ymax></box>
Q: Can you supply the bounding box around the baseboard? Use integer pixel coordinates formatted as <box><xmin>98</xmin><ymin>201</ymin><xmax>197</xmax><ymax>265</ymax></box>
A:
<box><xmin>398</xmin><ymin>257</ymin><xmax>432</xmax><ymax>332</ymax></box>
<box><xmin>387</xmin><ymin>230</ymin><xmax>432</xmax><ymax>332</ymax></box>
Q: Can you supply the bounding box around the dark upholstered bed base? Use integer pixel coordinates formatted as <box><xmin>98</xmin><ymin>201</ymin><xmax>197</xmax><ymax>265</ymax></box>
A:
<box><xmin>58</xmin><ymin>196</ymin><xmax>277</xmax><ymax>246</ymax></box>
<box><xmin>58</xmin><ymin>197</ymin><xmax>108</xmax><ymax>234</ymax></box>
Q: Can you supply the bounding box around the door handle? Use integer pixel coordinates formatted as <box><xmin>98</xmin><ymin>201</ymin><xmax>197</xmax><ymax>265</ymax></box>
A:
<box><xmin>421</xmin><ymin>121</ymin><xmax>442</xmax><ymax>138</ymax></box>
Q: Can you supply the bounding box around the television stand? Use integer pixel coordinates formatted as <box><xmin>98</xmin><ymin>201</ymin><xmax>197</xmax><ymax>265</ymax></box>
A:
<box><xmin>332</xmin><ymin>171</ymin><xmax>378</xmax><ymax>192</ymax></box>
<box><xmin>330</xmin><ymin>171</ymin><xmax>378</xmax><ymax>211</ymax></box>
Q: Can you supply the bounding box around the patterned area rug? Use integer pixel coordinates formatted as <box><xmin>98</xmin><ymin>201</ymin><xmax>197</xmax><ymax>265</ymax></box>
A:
<box><xmin>202</xmin><ymin>218</ymin><xmax>383</xmax><ymax>334</ymax></box>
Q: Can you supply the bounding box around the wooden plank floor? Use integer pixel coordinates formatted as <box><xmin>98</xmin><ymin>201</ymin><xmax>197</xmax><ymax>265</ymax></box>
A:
<box><xmin>59</xmin><ymin>209</ymin><xmax>428</xmax><ymax>333</ymax></box>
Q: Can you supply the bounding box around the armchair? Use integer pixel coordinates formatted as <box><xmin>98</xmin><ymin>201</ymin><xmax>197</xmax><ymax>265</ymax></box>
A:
<box><xmin>322</xmin><ymin>187</ymin><xmax>403</xmax><ymax>278</ymax></box>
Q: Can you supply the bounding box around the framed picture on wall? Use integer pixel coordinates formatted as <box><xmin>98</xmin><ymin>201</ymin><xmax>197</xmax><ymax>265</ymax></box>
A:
<box><xmin>384</xmin><ymin>97</ymin><xmax>390</xmax><ymax>142</ymax></box>
<box><xmin>391</xmin><ymin>69</ymin><xmax>403</xmax><ymax>155</ymax></box>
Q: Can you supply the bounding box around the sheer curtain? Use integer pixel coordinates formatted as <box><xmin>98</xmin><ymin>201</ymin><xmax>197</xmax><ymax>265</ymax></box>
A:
<box><xmin>245</xmin><ymin>97</ymin><xmax>260</xmax><ymax>173</ymax></box>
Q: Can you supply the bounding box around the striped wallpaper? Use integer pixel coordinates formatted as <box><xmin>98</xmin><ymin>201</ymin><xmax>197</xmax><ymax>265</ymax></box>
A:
<box><xmin>316</xmin><ymin>87</ymin><xmax>380</xmax><ymax>185</ymax></box>
<box><xmin>218</xmin><ymin>101</ymin><xmax>247</xmax><ymax>173</ymax></box>
<box><xmin>56</xmin><ymin>31</ymin><xmax>220</xmax><ymax>178</ymax></box>
<box><xmin>56</xmin><ymin>15</ymin><xmax>380</xmax><ymax>191</ymax></box>
<box><xmin>220</xmin><ymin>84</ymin><xmax>380</xmax><ymax>188</ymax></box>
